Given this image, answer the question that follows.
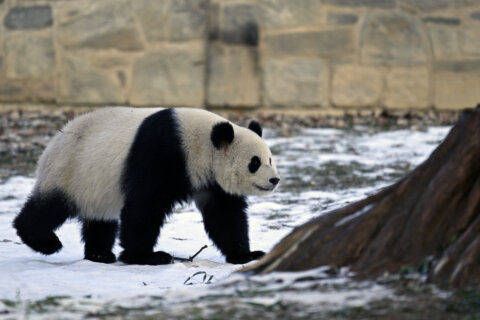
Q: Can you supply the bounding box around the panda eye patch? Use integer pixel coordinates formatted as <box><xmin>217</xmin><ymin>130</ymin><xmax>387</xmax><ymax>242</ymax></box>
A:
<box><xmin>249</xmin><ymin>156</ymin><xmax>261</xmax><ymax>173</ymax></box>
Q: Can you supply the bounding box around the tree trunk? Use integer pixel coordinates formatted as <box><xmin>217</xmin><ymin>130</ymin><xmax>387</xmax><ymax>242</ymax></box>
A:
<box><xmin>244</xmin><ymin>106</ymin><xmax>480</xmax><ymax>288</ymax></box>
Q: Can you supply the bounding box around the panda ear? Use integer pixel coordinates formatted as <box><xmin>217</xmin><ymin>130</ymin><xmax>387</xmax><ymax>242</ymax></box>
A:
<box><xmin>248</xmin><ymin>120</ymin><xmax>262</xmax><ymax>137</ymax></box>
<box><xmin>211</xmin><ymin>122</ymin><xmax>234</xmax><ymax>149</ymax></box>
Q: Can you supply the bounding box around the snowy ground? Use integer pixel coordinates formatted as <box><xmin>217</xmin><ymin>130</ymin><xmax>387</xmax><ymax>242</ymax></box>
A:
<box><xmin>0</xmin><ymin>125</ymin><xmax>450</xmax><ymax>317</ymax></box>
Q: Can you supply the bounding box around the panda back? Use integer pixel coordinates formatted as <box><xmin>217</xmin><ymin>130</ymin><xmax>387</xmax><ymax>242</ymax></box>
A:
<box><xmin>35</xmin><ymin>107</ymin><xmax>162</xmax><ymax>220</ymax></box>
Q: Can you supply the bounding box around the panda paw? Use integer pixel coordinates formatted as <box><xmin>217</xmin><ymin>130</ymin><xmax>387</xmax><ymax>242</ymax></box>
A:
<box><xmin>85</xmin><ymin>251</ymin><xmax>116</xmax><ymax>264</ymax></box>
<box><xmin>119</xmin><ymin>250</ymin><xmax>174</xmax><ymax>265</ymax></box>
<box><xmin>226</xmin><ymin>251</ymin><xmax>265</xmax><ymax>264</ymax></box>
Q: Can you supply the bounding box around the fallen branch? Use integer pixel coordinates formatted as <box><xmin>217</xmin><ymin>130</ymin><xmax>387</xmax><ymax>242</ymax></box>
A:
<box><xmin>173</xmin><ymin>245</ymin><xmax>208</xmax><ymax>263</ymax></box>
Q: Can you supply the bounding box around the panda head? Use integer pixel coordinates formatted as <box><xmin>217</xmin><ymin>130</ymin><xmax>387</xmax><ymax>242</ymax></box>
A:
<box><xmin>210</xmin><ymin>121</ymin><xmax>280</xmax><ymax>196</ymax></box>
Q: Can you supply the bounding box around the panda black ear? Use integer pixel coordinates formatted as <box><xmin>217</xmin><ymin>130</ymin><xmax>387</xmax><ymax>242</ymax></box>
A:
<box><xmin>211</xmin><ymin>122</ymin><xmax>234</xmax><ymax>149</ymax></box>
<box><xmin>248</xmin><ymin>121</ymin><xmax>262</xmax><ymax>137</ymax></box>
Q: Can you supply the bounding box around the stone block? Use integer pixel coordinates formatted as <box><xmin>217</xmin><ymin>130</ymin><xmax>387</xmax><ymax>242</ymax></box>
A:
<box><xmin>259</xmin><ymin>0</ymin><xmax>323</xmax><ymax>30</ymax></box>
<box><xmin>57</xmin><ymin>0</ymin><xmax>143</xmax><ymax>51</ymax></box>
<box><xmin>361</xmin><ymin>12</ymin><xmax>429</xmax><ymax>66</ymax></box>
<box><xmin>132</xmin><ymin>0</ymin><xmax>207</xmax><ymax>43</ymax></box>
<box><xmin>207</xmin><ymin>44</ymin><xmax>259</xmax><ymax>107</ymax></box>
<box><xmin>434</xmin><ymin>73</ymin><xmax>480</xmax><ymax>110</ymax></box>
<box><xmin>400</xmin><ymin>0</ymin><xmax>480</xmax><ymax>12</ymax></box>
<box><xmin>434</xmin><ymin>60</ymin><xmax>480</xmax><ymax>72</ymax></box>
<box><xmin>221</xmin><ymin>3</ymin><xmax>258</xmax><ymax>46</ymax></box>
<box><xmin>0</xmin><ymin>82</ymin><xmax>24</xmax><ymax>101</ymax></box>
<box><xmin>0</xmin><ymin>80</ymin><xmax>55</xmax><ymax>102</ymax></box>
<box><xmin>264</xmin><ymin>29</ymin><xmax>354</xmax><ymax>58</ymax></box>
<box><xmin>383</xmin><ymin>68</ymin><xmax>430</xmax><ymax>109</ymax></box>
<box><xmin>327</xmin><ymin>13</ymin><xmax>358</xmax><ymax>25</ymax></box>
<box><xmin>58</xmin><ymin>54</ymin><xmax>126</xmax><ymax>104</ymax></box>
<box><xmin>422</xmin><ymin>17</ymin><xmax>460</xmax><ymax>25</ymax></box>
<box><xmin>4</xmin><ymin>5</ymin><xmax>52</xmax><ymax>29</ymax></box>
<box><xmin>263</xmin><ymin>59</ymin><xmax>328</xmax><ymax>108</ymax></box>
<box><xmin>331</xmin><ymin>65</ymin><xmax>383</xmax><ymax>108</ymax></box>
<box><xmin>324</xmin><ymin>0</ymin><xmax>395</xmax><ymax>8</ymax></box>
<box><xmin>461</xmin><ymin>27</ymin><xmax>480</xmax><ymax>55</ymax></box>
<box><xmin>4</xmin><ymin>35</ymin><xmax>55</xmax><ymax>79</ymax></box>
<box><xmin>428</xmin><ymin>27</ymin><xmax>459</xmax><ymax>58</ymax></box>
<box><xmin>131</xmin><ymin>44</ymin><xmax>205</xmax><ymax>107</ymax></box>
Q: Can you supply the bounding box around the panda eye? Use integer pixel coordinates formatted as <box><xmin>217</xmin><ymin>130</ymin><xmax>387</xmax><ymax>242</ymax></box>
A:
<box><xmin>249</xmin><ymin>156</ymin><xmax>261</xmax><ymax>173</ymax></box>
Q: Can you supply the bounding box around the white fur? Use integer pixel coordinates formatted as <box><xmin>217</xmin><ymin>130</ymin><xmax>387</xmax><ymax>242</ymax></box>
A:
<box><xmin>35</xmin><ymin>107</ymin><xmax>161</xmax><ymax>220</ymax></box>
<box><xmin>34</xmin><ymin>107</ymin><xmax>279</xmax><ymax>221</ymax></box>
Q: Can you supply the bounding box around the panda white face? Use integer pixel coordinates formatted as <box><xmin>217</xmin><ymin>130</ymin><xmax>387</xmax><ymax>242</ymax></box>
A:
<box><xmin>211</xmin><ymin>121</ymin><xmax>280</xmax><ymax>196</ymax></box>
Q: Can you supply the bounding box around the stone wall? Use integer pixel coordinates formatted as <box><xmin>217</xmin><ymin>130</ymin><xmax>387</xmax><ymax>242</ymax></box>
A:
<box><xmin>0</xmin><ymin>0</ymin><xmax>479</xmax><ymax>110</ymax></box>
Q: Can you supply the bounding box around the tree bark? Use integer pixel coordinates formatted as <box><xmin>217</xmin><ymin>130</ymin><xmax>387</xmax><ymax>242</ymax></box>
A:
<box><xmin>244</xmin><ymin>106</ymin><xmax>480</xmax><ymax>288</ymax></box>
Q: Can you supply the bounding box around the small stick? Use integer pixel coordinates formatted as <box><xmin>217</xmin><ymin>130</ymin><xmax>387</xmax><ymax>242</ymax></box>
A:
<box><xmin>172</xmin><ymin>245</ymin><xmax>208</xmax><ymax>262</ymax></box>
<box><xmin>189</xmin><ymin>245</ymin><xmax>208</xmax><ymax>261</ymax></box>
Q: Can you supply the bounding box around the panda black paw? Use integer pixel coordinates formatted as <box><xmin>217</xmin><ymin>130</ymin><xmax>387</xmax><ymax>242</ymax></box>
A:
<box><xmin>85</xmin><ymin>251</ymin><xmax>116</xmax><ymax>264</ymax></box>
<box><xmin>226</xmin><ymin>251</ymin><xmax>266</xmax><ymax>264</ymax></box>
<box><xmin>118</xmin><ymin>250</ymin><xmax>174</xmax><ymax>265</ymax></box>
<box><xmin>17</xmin><ymin>230</ymin><xmax>63</xmax><ymax>255</ymax></box>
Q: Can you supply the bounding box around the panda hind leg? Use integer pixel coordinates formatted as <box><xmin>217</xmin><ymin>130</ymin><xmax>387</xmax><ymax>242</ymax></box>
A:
<box><xmin>13</xmin><ymin>190</ymin><xmax>76</xmax><ymax>255</ymax></box>
<box><xmin>81</xmin><ymin>219</ymin><xmax>118</xmax><ymax>264</ymax></box>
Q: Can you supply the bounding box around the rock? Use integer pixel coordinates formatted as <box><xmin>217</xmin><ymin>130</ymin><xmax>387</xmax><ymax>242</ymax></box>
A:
<box><xmin>57</xmin><ymin>0</ymin><xmax>143</xmax><ymax>51</ymax></box>
<box><xmin>264</xmin><ymin>29</ymin><xmax>354</xmax><ymax>58</ymax></box>
<box><xmin>428</xmin><ymin>27</ymin><xmax>460</xmax><ymax>58</ymax></box>
<box><xmin>207</xmin><ymin>44</ymin><xmax>259</xmax><ymax>107</ymax></box>
<box><xmin>361</xmin><ymin>12</ymin><xmax>429</xmax><ymax>66</ymax></box>
<box><xmin>4</xmin><ymin>5</ymin><xmax>53</xmax><ymax>30</ymax></box>
<box><xmin>263</xmin><ymin>59</ymin><xmax>328</xmax><ymax>107</ymax></box>
<box><xmin>130</xmin><ymin>44</ymin><xmax>205</xmax><ymax>107</ymax></box>
<box><xmin>472</xmin><ymin>11</ymin><xmax>480</xmax><ymax>20</ymax></box>
<box><xmin>132</xmin><ymin>0</ymin><xmax>207</xmax><ymax>43</ymax></box>
<box><xmin>460</xmin><ymin>27</ymin><xmax>480</xmax><ymax>55</ymax></box>
<box><xmin>221</xmin><ymin>3</ymin><xmax>258</xmax><ymax>46</ymax></box>
<box><xmin>331</xmin><ymin>65</ymin><xmax>383</xmax><ymax>108</ymax></box>
<box><xmin>383</xmin><ymin>68</ymin><xmax>430</xmax><ymax>109</ymax></box>
<box><xmin>324</xmin><ymin>0</ymin><xmax>395</xmax><ymax>8</ymax></box>
<box><xmin>58</xmin><ymin>54</ymin><xmax>126</xmax><ymax>104</ymax></box>
<box><xmin>327</xmin><ymin>13</ymin><xmax>359</xmax><ymax>25</ymax></box>
<box><xmin>4</xmin><ymin>34</ymin><xmax>55</xmax><ymax>79</ymax></box>
<box><xmin>434</xmin><ymin>73</ymin><xmax>480</xmax><ymax>110</ymax></box>
<box><xmin>259</xmin><ymin>0</ymin><xmax>324</xmax><ymax>30</ymax></box>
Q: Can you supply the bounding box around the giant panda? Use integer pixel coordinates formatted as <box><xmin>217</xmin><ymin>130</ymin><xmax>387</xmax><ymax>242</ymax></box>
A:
<box><xmin>13</xmin><ymin>107</ymin><xmax>280</xmax><ymax>265</ymax></box>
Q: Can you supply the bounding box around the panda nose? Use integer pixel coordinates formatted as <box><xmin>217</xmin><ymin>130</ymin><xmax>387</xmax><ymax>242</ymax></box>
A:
<box><xmin>269</xmin><ymin>178</ymin><xmax>280</xmax><ymax>186</ymax></box>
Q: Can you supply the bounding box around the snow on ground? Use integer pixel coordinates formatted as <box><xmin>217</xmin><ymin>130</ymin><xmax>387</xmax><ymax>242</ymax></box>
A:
<box><xmin>0</xmin><ymin>126</ymin><xmax>450</xmax><ymax>308</ymax></box>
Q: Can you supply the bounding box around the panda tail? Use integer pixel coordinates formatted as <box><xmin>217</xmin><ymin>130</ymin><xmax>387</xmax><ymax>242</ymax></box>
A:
<box><xmin>13</xmin><ymin>190</ymin><xmax>77</xmax><ymax>255</ymax></box>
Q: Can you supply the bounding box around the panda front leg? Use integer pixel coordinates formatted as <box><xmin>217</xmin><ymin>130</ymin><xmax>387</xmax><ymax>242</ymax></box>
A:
<box><xmin>82</xmin><ymin>219</ymin><xmax>118</xmax><ymax>263</ymax></box>
<box><xmin>118</xmin><ymin>200</ymin><xmax>173</xmax><ymax>265</ymax></box>
<box><xmin>194</xmin><ymin>184</ymin><xmax>265</xmax><ymax>264</ymax></box>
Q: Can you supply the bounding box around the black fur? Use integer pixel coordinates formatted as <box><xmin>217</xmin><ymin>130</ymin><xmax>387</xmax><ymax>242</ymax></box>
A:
<box><xmin>194</xmin><ymin>183</ymin><xmax>265</xmax><ymax>264</ymax></box>
<box><xmin>211</xmin><ymin>122</ymin><xmax>234</xmax><ymax>149</ymax></box>
<box><xmin>119</xmin><ymin>109</ymin><xmax>190</xmax><ymax>265</ymax></box>
<box><xmin>248</xmin><ymin>120</ymin><xmax>262</xmax><ymax>137</ymax></box>
<box><xmin>249</xmin><ymin>156</ymin><xmax>261</xmax><ymax>173</ymax></box>
<box><xmin>82</xmin><ymin>220</ymin><xmax>118</xmax><ymax>263</ymax></box>
<box><xmin>13</xmin><ymin>190</ymin><xmax>77</xmax><ymax>255</ymax></box>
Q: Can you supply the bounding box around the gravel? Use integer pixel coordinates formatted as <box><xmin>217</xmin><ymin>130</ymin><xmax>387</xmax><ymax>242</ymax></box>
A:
<box><xmin>0</xmin><ymin>107</ymin><xmax>460</xmax><ymax>182</ymax></box>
